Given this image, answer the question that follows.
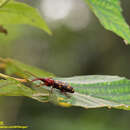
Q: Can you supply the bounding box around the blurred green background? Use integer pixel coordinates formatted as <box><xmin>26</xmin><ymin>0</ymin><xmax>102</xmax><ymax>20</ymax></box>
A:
<box><xmin>0</xmin><ymin>0</ymin><xmax>130</xmax><ymax>130</ymax></box>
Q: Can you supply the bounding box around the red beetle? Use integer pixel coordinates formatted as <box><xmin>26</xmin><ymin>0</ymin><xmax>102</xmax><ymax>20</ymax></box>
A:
<box><xmin>32</xmin><ymin>78</ymin><xmax>74</xmax><ymax>93</ymax></box>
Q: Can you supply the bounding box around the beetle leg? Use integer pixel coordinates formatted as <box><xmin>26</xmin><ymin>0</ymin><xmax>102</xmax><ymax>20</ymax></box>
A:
<box><xmin>60</xmin><ymin>90</ymin><xmax>70</xmax><ymax>98</ymax></box>
<box><xmin>48</xmin><ymin>86</ymin><xmax>53</xmax><ymax>97</ymax></box>
<box><xmin>50</xmin><ymin>86</ymin><xmax>53</xmax><ymax>93</ymax></box>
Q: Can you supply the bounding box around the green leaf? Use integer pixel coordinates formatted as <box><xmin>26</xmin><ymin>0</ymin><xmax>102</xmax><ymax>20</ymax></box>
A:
<box><xmin>52</xmin><ymin>75</ymin><xmax>130</xmax><ymax>110</ymax></box>
<box><xmin>2</xmin><ymin>58</ymin><xmax>130</xmax><ymax>110</ymax></box>
<box><xmin>0</xmin><ymin>57</ymin><xmax>55</xmax><ymax>102</ymax></box>
<box><xmin>0</xmin><ymin>76</ymin><xmax>50</xmax><ymax>102</ymax></box>
<box><xmin>0</xmin><ymin>0</ymin><xmax>9</xmax><ymax>7</ymax></box>
<box><xmin>0</xmin><ymin>25</ymin><xmax>21</xmax><ymax>44</ymax></box>
<box><xmin>0</xmin><ymin>78</ymin><xmax>34</xmax><ymax>97</ymax></box>
<box><xmin>2</xmin><ymin>58</ymin><xmax>55</xmax><ymax>79</ymax></box>
<box><xmin>85</xmin><ymin>0</ymin><xmax>130</xmax><ymax>44</ymax></box>
<box><xmin>0</xmin><ymin>1</ymin><xmax>52</xmax><ymax>35</ymax></box>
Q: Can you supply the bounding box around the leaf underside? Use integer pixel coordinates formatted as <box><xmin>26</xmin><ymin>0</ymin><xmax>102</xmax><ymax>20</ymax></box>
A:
<box><xmin>85</xmin><ymin>0</ymin><xmax>130</xmax><ymax>44</ymax></box>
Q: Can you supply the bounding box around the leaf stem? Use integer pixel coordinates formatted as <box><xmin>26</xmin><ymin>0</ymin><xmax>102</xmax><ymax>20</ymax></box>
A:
<box><xmin>0</xmin><ymin>73</ymin><xmax>27</xmax><ymax>82</ymax></box>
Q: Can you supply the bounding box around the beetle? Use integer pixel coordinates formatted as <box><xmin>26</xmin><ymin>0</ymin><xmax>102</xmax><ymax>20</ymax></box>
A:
<box><xmin>32</xmin><ymin>78</ymin><xmax>75</xmax><ymax>94</ymax></box>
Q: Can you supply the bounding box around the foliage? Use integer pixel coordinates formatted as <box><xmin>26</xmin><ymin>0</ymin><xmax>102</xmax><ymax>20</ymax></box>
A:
<box><xmin>0</xmin><ymin>58</ymin><xmax>130</xmax><ymax>110</ymax></box>
<box><xmin>0</xmin><ymin>0</ymin><xmax>129</xmax><ymax>43</ymax></box>
<box><xmin>0</xmin><ymin>0</ymin><xmax>51</xmax><ymax>35</ymax></box>
<box><xmin>85</xmin><ymin>0</ymin><xmax>130</xmax><ymax>44</ymax></box>
<box><xmin>0</xmin><ymin>0</ymin><xmax>130</xmax><ymax>110</ymax></box>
